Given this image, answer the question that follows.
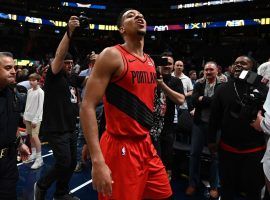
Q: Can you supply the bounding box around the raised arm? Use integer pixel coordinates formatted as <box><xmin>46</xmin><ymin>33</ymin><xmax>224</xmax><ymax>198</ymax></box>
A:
<box><xmin>157</xmin><ymin>80</ymin><xmax>185</xmax><ymax>105</ymax></box>
<box><xmin>51</xmin><ymin>16</ymin><xmax>79</xmax><ymax>74</ymax></box>
<box><xmin>80</xmin><ymin>47</ymin><xmax>122</xmax><ymax>196</ymax></box>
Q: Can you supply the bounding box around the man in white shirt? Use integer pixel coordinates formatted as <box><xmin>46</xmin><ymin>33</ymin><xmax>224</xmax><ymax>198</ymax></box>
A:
<box><xmin>172</xmin><ymin>60</ymin><xmax>193</xmax><ymax>133</ymax></box>
<box><xmin>172</xmin><ymin>60</ymin><xmax>193</xmax><ymax>110</ymax></box>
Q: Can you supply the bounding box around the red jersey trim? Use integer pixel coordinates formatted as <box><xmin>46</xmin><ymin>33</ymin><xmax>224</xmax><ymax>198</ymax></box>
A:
<box><xmin>111</xmin><ymin>45</ymin><xmax>129</xmax><ymax>83</ymax></box>
<box><xmin>118</xmin><ymin>45</ymin><xmax>147</xmax><ymax>63</ymax></box>
<box><xmin>220</xmin><ymin>140</ymin><xmax>266</xmax><ymax>154</ymax></box>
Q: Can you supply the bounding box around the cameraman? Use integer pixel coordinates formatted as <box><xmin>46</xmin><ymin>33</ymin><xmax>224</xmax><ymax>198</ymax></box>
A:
<box><xmin>208</xmin><ymin>56</ymin><xmax>267</xmax><ymax>200</ymax></box>
<box><xmin>156</xmin><ymin>55</ymin><xmax>185</xmax><ymax>180</ymax></box>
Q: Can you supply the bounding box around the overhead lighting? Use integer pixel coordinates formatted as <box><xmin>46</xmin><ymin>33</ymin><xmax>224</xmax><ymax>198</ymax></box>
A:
<box><xmin>0</xmin><ymin>12</ymin><xmax>269</xmax><ymax>32</ymax></box>
<box><xmin>61</xmin><ymin>2</ymin><xmax>106</xmax><ymax>10</ymax></box>
<box><xmin>171</xmin><ymin>0</ymin><xmax>253</xmax><ymax>10</ymax></box>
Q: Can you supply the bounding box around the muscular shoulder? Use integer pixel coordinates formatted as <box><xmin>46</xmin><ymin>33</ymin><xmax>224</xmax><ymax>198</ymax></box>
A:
<box><xmin>98</xmin><ymin>47</ymin><xmax>122</xmax><ymax>67</ymax></box>
<box><xmin>101</xmin><ymin>46</ymin><xmax>120</xmax><ymax>56</ymax></box>
<box><xmin>94</xmin><ymin>47</ymin><xmax>123</xmax><ymax>75</ymax></box>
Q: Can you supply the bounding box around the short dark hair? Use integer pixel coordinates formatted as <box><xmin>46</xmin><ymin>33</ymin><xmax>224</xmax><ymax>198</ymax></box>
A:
<box><xmin>64</xmin><ymin>52</ymin><xmax>73</xmax><ymax>61</ymax></box>
<box><xmin>240</xmin><ymin>55</ymin><xmax>257</xmax><ymax>68</ymax></box>
<box><xmin>205</xmin><ymin>61</ymin><xmax>218</xmax><ymax>68</ymax></box>
<box><xmin>189</xmin><ymin>70</ymin><xmax>196</xmax><ymax>76</ymax></box>
<box><xmin>0</xmin><ymin>52</ymin><xmax>13</xmax><ymax>59</ymax></box>
<box><xmin>117</xmin><ymin>8</ymin><xmax>135</xmax><ymax>29</ymax></box>
<box><xmin>161</xmin><ymin>51</ymin><xmax>173</xmax><ymax>57</ymax></box>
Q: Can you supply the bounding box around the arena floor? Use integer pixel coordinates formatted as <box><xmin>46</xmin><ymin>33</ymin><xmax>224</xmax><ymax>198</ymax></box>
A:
<box><xmin>16</xmin><ymin>143</ymin><xmax>218</xmax><ymax>200</ymax></box>
<box><xmin>17</xmin><ymin>143</ymin><xmax>260</xmax><ymax>200</ymax></box>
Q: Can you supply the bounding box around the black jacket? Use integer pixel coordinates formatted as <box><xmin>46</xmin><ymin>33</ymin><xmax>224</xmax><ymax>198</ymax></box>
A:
<box><xmin>192</xmin><ymin>78</ymin><xmax>222</xmax><ymax>125</ymax></box>
<box><xmin>163</xmin><ymin>75</ymin><xmax>184</xmax><ymax>129</ymax></box>
<box><xmin>0</xmin><ymin>86</ymin><xmax>20</xmax><ymax>148</ymax></box>
<box><xmin>208</xmin><ymin>79</ymin><xmax>267</xmax><ymax>150</ymax></box>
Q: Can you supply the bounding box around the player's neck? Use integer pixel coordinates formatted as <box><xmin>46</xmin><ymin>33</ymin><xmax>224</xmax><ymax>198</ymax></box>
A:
<box><xmin>123</xmin><ymin>38</ymin><xmax>144</xmax><ymax>58</ymax></box>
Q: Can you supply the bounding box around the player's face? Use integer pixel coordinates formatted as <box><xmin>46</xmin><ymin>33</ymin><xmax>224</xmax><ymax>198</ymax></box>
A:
<box><xmin>121</xmin><ymin>10</ymin><xmax>147</xmax><ymax>36</ymax></box>
<box><xmin>0</xmin><ymin>56</ymin><xmax>16</xmax><ymax>88</ymax></box>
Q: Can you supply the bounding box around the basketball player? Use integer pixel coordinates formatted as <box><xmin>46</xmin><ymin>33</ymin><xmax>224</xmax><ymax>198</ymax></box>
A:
<box><xmin>80</xmin><ymin>9</ymin><xmax>173</xmax><ymax>200</ymax></box>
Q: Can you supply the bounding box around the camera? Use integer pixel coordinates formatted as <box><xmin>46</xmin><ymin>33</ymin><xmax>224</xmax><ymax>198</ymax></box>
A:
<box><xmin>79</xmin><ymin>12</ymin><xmax>90</xmax><ymax>29</ymax></box>
<box><xmin>151</xmin><ymin>55</ymin><xmax>169</xmax><ymax>79</ymax></box>
<box><xmin>230</xmin><ymin>70</ymin><xmax>268</xmax><ymax>122</ymax></box>
<box><xmin>238</xmin><ymin>70</ymin><xmax>262</xmax><ymax>85</ymax></box>
<box><xmin>152</xmin><ymin>56</ymin><xmax>168</xmax><ymax>67</ymax></box>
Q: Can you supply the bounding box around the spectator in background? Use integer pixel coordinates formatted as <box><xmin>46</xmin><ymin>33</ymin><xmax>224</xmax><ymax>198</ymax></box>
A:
<box><xmin>186</xmin><ymin>61</ymin><xmax>221</xmax><ymax>198</ymax></box>
<box><xmin>173</xmin><ymin>60</ymin><xmax>193</xmax><ymax>110</ymax></box>
<box><xmin>198</xmin><ymin>70</ymin><xmax>204</xmax><ymax>79</ymax></box>
<box><xmin>217</xmin><ymin>65</ymin><xmax>228</xmax><ymax>83</ymax></box>
<box><xmin>172</xmin><ymin>60</ymin><xmax>193</xmax><ymax>110</ymax></box>
<box><xmin>172</xmin><ymin>60</ymin><xmax>194</xmax><ymax>142</ymax></box>
<box><xmin>16</xmin><ymin>67</ymin><xmax>30</xmax><ymax>89</ymax></box>
<box><xmin>73</xmin><ymin>61</ymin><xmax>81</xmax><ymax>74</ymax></box>
<box><xmin>17</xmin><ymin>79</ymin><xmax>31</xmax><ymax>90</ymax></box>
<box><xmin>79</xmin><ymin>51</ymin><xmax>98</xmax><ymax>98</ymax></box>
<box><xmin>224</xmin><ymin>65</ymin><xmax>234</xmax><ymax>81</ymax></box>
<box><xmin>189</xmin><ymin>70</ymin><xmax>197</xmax><ymax>86</ymax></box>
<box><xmin>257</xmin><ymin>61</ymin><xmax>270</xmax><ymax>87</ymax></box>
<box><xmin>22</xmin><ymin>68</ymin><xmax>29</xmax><ymax>79</ymax></box>
<box><xmin>16</xmin><ymin>68</ymin><xmax>25</xmax><ymax>83</ymax></box>
<box><xmin>23</xmin><ymin>73</ymin><xmax>44</xmax><ymax>169</ymax></box>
